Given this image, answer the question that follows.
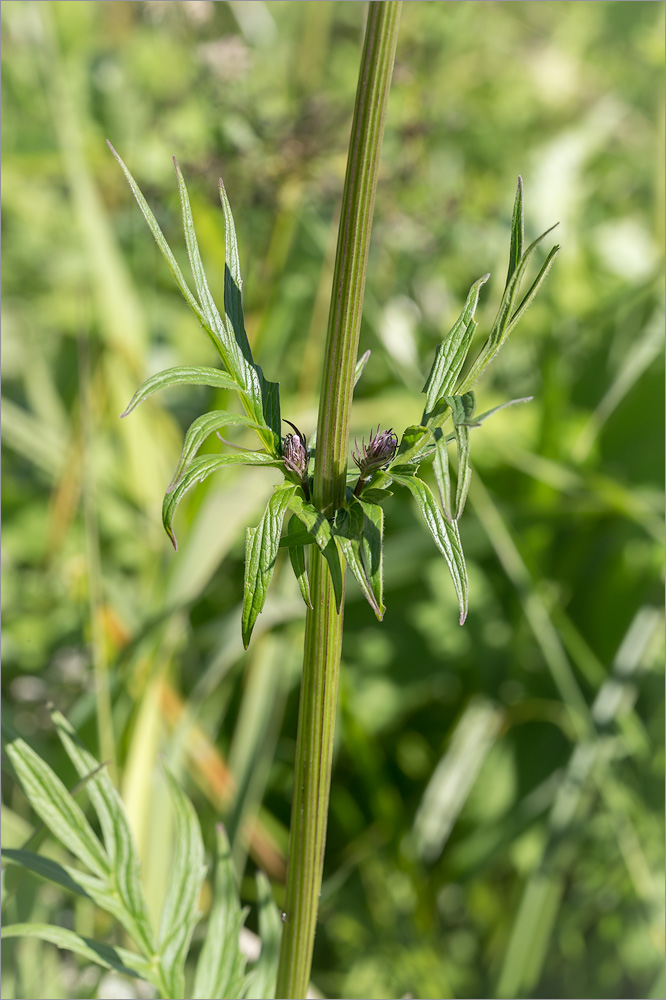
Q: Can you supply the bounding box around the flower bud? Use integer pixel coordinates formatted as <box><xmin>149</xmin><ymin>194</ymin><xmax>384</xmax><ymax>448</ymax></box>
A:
<box><xmin>282</xmin><ymin>422</ymin><xmax>309</xmax><ymax>481</ymax></box>
<box><xmin>352</xmin><ymin>426</ymin><xmax>398</xmax><ymax>476</ymax></box>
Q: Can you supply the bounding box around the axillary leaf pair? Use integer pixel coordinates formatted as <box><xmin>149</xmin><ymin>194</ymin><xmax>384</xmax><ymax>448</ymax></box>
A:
<box><xmin>113</xmin><ymin>144</ymin><xmax>558</xmax><ymax>645</ymax></box>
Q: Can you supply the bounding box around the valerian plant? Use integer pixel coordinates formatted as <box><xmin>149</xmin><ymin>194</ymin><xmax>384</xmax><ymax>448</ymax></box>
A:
<box><xmin>113</xmin><ymin>145</ymin><xmax>557</xmax><ymax>639</ymax></box>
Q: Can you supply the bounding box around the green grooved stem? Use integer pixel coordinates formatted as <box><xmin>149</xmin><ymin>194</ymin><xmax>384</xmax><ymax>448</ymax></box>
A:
<box><xmin>276</xmin><ymin>3</ymin><xmax>402</xmax><ymax>997</ymax></box>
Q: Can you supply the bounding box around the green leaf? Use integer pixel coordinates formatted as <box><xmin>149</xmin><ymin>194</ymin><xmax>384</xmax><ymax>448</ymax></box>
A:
<box><xmin>219</xmin><ymin>178</ymin><xmax>282</xmax><ymax>450</ymax></box>
<box><xmin>506</xmin><ymin>176</ymin><xmax>524</xmax><ymax>288</ymax></box>
<box><xmin>1</xmin><ymin>924</ymin><xmax>156</xmax><ymax>983</ymax></box>
<box><xmin>359</xmin><ymin>487</ymin><xmax>393</xmax><ymax>504</ymax></box>
<box><xmin>354</xmin><ymin>349</ymin><xmax>371</xmax><ymax>388</ymax></box>
<box><xmin>474</xmin><ymin>395</ymin><xmax>533</xmax><ymax>425</ymax></box>
<box><xmin>50</xmin><ymin>709</ymin><xmax>155</xmax><ymax>958</ymax></box>
<box><xmin>422</xmin><ymin>273</ymin><xmax>489</xmax><ymax>419</ymax></box>
<box><xmin>460</xmin><ymin>223</ymin><xmax>559</xmax><ymax>392</ymax></box>
<box><xmin>168</xmin><ymin>410</ymin><xmax>261</xmax><ymax>491</ymax></box>
<box><xmin>287</xmin><ymin>493</ymin><xmax>344</xmax><ymax>611</ymax></box>
<box><xmin>392</xmin><ymin>474</ymin><xmax>468</xmax><ymax>624</ymax></box>
<box><xmin>287</xmin><ymin>515</ymin><xmax>313</xmax><ymax>609</ymax></box>
<box><xmin>395</xmin><ymin>424</ymin><xmax>436</xmax><ymax>466</ymax></box>
<box><xmin>1</xmin><ymin>848</ymin><xmax>94</xmax><ymax>900</ymax></box>
<box><xmin>334</xmin><ymin>501</ymin><xmax>384</xmax><ymax>619</ymax></box>
<box><xmin>445</xmin><ymin>393</ymin><xmax>476</xmax><ymax>519</ymax></box>
<box><xmin>242</xmin><ymin>484</ymin><xmax>296</xmax><ymax>647</ymax></box>
<box><xmin>107</xmin><ymin>142</ymin><xmax>208</xmax><ymax>332</ymax></box>
<box><xmin>193</xmin><ymin>827</ymin><xmax>248</xmax><ymax>1000</ymax></box>
<box><xmin>278</xmin><ymin>529</ymin><xmax>315</xmax><ymax>549</ymax></box>
<box><xmin>433</xmin><ymin>437</ymin><xmax>453</xmax><ymax>522</ymax></box>
<box><xmin>163</xmin><ymin>451</ymin><xmax>283</xmax><ymax>550</ymax></box>
<box><xmin>244</xmin><ymin>872</ymin><xmax>283</xmax><ymax>1000</ymax></box>
<box><xmin>158</xmin><ymin>769</ymin><xmax>207</xmax><ymax>1000</ymax></box>
<box><xmin>4</xmin><ymin>739</ymin><xmax>109</xmax><ymax>881</ymax></box>
<box><xmin>121</xmin><ymin>366</ymin><xmax>244</xmax><ymax>418</ymax></box>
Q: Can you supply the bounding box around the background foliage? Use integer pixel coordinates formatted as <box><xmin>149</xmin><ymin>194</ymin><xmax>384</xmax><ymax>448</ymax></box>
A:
<box><xmin>2</xmin><ymin>2</ymin><xmax>664</xmax><ymax>999</ymax></box>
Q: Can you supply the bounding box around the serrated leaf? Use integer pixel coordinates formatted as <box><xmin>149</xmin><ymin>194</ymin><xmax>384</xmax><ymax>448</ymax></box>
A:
<box><xmin>158</xmin><ymin>769</ymin><xmax>207</xmax><ymax>1000</ymax></box>
<box><xmin>391</xmin><ymin>474</ymin><xmax>468</xmax><ymax>624</ymax></box>
<box><xmin>1</xmin><ymin>923</ymin><xmax>156</xmax><ymax>984</ymax></box>
<box><xmin>50</xmin><ymin>709</ymin><xmax>155</xmax><ymax>958</ymax></box>
<box><xmin>121</xmin><ymin>366</ymin><xmax>244</xmax><ymax>418</ymax></box>
<box><xmin>242</xmin><ymin>484</ymin><xmax>296</xmax><ymax>647</ymax></box>
<box><xmin>168</xmin><ymin>410</ymin><xmax>261</xmax><ymax>491</ymax></box>
<box><xmin>244</xmin><ymin>873</ymin><xmax>282</xmax><ymax>1000</ymax></box>
<box><xmin>287</xmin><ymin>493</ymin><xmax>344</xmax><ymax>611</ymax></box>
<box><xmin>422</xmin><ymin>273</ymin><xmax>489</xmax><ymax>419</ymax></box>
<box><xmin>163</xmin><ymin>451</ymin><xmax>283</xmax><ymax>550</ymax></box>
<box><xmin>5</xmin><ymin>740</ymin><xmax>109</xmax><ymax>880</ymax></box>
<box><xmin>193</xmin><ymin>826</ymin><xmax>248</xmax><ymax>1000</ymax></box>
<box><xmin>506</xmin><ymin>176</ymin><xmax>524</xmax><ymax>287</ymax></box>
<box><xmin>287</xmin><ymin>515</ymin><xmax>313</xmax><ymax>609</ymax></box>
<box><xmin>354</xmin><ymin>349</ymin><xmax>371</xmax><ymax>388</ymax></box>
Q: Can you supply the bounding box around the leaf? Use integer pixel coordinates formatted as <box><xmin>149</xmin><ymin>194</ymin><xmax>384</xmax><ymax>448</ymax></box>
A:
<box><xmin>0</xmin><ymin>924</ymin><xmax>156</xmax><ymax>983</ymax></box>
<box><xmin>474</xmin><ymin>396</ymin><xmax>533</xmax><ymax>425</ymax></box>
<box><xmin>158</xmin><ymin>769</ymin><xmax>207</xmax><ymax>1000</ymax></box>
<box><xmin>1</xmin><ymin>848</ymin><xmax>95</xmax><ymax>900</ymax></box>
<box><xmin>193</xmin><ymin>827</ymin><xmax>248</xmax><ymax>1000</ymax></box>
<box><xmin>163</xmin><ymin>451</ymin><xmax>284</xmax><ymax>550</ymax></box>
<box><xmin>244</xmin><ymin>873</ymin><xmax>282</xmax><ymax>1000</ymax></box>
<box><xmin>422</xmin><ymin>273</ymin><xmax>489</xmax><ymax>419</ymax></box>
<box><xmin>121</xmin><ymin>366</ymin><xmax>244</xmax><ymax>418</ymax></box>
<box><xmin>107</xmin><ymin>142</ymin><xmax>208</xmax><ymax>333</ymax></box>
<box><xmin>286</xmin><ymin>515</ymin><xmax>313</xmax><ymax>609</ymax></box>
<box><xmin>354</xmin><ymin>349</ymin><xmax>371</xmax><ymax>388</ymax></box>
<box><xmin>242</xmin><ymin>484</ymin><xmax>296</xmax><ymax>647</ymax></box>
<box><xmin>278</xmin><ymin>529</ymin><xmax>315</xmax><ymax>549</ymax></box>
<box><xmin>391</xmin><ymin>474</ymin><xmax>468</xmax><ymax>624</ymax></box>
<box><xmin>445</xmin><ymin>393</ymin><xmax>476</xmax><ymax>519</ymax></box>
<box><xmin>168</xmin><ymin>410</ymin><xmax>261</xmax><ymax>490</ymax></box>
<box><xmin>50</xmin><ymin>709</ymin><xmax>155</xmax><ymax>958</ymax></box>
<box><xmin>219</xmin><ymin>178</ymin><xmax>282</xmax><ymax>449</ymax></box>
<box><xmin>334</xmin><ymin>502</ymin><xmax>384</xmax><ymax>619</ymax></box>
<box><xmin>506</xmin><ymin>175</ymin><xmax>524</xmax><ymax>288</ymax></box>
<box><xmin>4</xmin><ymin>739</ymin><xmax>109</xmax><ymax>881</ymax></box>
<box><xmin>395</xmin><ymin>424</ymin><xmax>436</xmax><ymax>466</ymax></box>
<box><xmin>287</xmin><ymin>493</ymin><xmax>344</xmax><ymax>611</ymax></box>
<box><xmin>359</xmin><ymin>487</ymin><xmax>393</xmax><ymax>504</ymax></box>
<box><xmin>460</xmin><ymin>224</ymin><xmax>559</xmax><ymax>392</ymax></box>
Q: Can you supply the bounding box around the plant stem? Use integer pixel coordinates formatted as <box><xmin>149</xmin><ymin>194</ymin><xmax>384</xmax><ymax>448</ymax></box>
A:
<box><xmin>275</xmin><ymin>4</ymin><xmax>402</xmax><ymax>997</ymax></box>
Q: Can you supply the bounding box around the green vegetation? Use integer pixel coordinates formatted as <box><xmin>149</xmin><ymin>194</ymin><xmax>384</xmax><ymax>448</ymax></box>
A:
<box><xmin>2</xmin><ymin>3</ymin><xmax>663</xmax><ymax>999</ymax></box>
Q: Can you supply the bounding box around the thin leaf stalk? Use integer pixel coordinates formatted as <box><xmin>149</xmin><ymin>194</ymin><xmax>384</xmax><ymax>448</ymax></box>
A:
<box><xmin>276</xmin><ymin>3</ymin><xmax>402</xmax><ymax>997</ymax></box>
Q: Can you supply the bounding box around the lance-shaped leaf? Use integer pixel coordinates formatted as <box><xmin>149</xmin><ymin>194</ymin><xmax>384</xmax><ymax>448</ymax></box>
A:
<box><xmin>220</xmin><ymin>178</ymin><xmax>282</xmax><ymax>450</ymax></box>
<box><xmin>286</xmin><ymin>514</ymin><xmax>313</xmax><ymax>609</ymax></box>
<box><xmin>4</xmin><ymin>739</ymin><xmax>109</xmax><ymax>880</ymax></box>
<box><xmin>474</xmin><ymin>395</ymin><xmax>533</xmax><ymax>425</ymax></box>
<box><xmin>0</xmin><ymin>924</ymin><xmax>156</xmax><ymax>985</ymax></box>
<box><xmin>433</xmin><ymin>437</ymin><xmax>453</xmax><ymax>522</ymax></box>
<box><xmin>242</xmin><ymin>484</ymin><xmax>296</xmax><ymax>647</ymax></box>
<box><xmin>157</xmin><ymin>769</ymin><xmax>207</xmax><ymax>1000</ymax></box>
<box><xmin>445</xmin><ymin>393</ymin><xmax>476</xmax><ymax>519</ymax></box>
<box><xmin>168</xmin><ymin>410</ymin><xmax>261</xmax><ymax>490</ymax></box>
<box><xmin>391</xmin><ymin>473</ymin><xmax>468</xmax><ymax>624</ymax></box>
<box><xmin>287</xmin><ymin>493</ymin><xmax>344</xmax><ymax>611</ymax></box>
<box><xmin>163</xmin><ymin>451</ymin><xmax>283</xmax><ymax>550</ymax></box>
<box><xmin>460</xmin><ymin>224</ymin><xmax>559</xmax><ymax>392</ymax></box>
<box><xmin>422</xmin><ymin>273</ymin><xmax>489</xmax><ymax>420</ymax></box>
<box><xmin>2</xmin><ymin>848</ymin><xmax>96</xmax><ymax>900</ymax></box>
<box><xmin>506</xmin><ymin>176</ymin><xmax>524</xmax><ymax>288</ymax></box>
<box><xmin>334</xmin><ymin>501</ymin><xmax>384</xmax><ymax>619</ymax></box>
<box><xmin>244</xmin><ymin>872</ymin><xmax>283</xmax><ymax>1000</ymax></box>
<box><xmin>50</xmin><ymin>709</ymin><xmax>155</xmax><ymax>958</ymax></box>
<box><xmin>121</xmin><ymin>366</ymin><xmax>244</xmax><ymax>418</ymax></box>
<box><xmin>193</xmin><ymin>826</ymin><xmax>248</xmax><ymax>1000</ymax></box>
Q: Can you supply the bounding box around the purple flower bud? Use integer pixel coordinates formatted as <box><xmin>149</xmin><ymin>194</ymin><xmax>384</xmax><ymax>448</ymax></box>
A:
<box><xmin>352</xmin><ymin>426</ymin><xmax>398</xmax><ymax>476</ymax></box>
<box><xmin>282</xmin><ymin>421</ymin><xmax>309</xmax><ymax>480</ymax></box>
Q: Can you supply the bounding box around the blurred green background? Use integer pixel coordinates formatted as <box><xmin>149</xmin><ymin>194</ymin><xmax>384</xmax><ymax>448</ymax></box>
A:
<box><xmin>1</xmin><ymin>2</ymin><xmax>664</xmax><ymax>998</ymax></box>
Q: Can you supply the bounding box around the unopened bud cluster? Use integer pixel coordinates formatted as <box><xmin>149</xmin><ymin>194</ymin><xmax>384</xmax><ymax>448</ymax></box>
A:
<box><xmin>282</xmin><ymin>421</ymin><xmax>310</xmax><ymax>488</ymax></box>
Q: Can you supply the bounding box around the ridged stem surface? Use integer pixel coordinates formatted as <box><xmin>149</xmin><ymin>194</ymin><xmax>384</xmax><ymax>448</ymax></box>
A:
<box><xmin>275</xmin><ymin>4</ymin><xmax>402</xmax><ymax>997</ymax></box>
